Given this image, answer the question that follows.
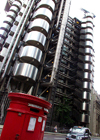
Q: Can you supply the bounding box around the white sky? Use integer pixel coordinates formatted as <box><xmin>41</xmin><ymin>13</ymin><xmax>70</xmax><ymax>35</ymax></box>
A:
<box><xmin>0</xmin><ymin>0</ymin><xmax>100</xmax><ymax>94</ymax></box>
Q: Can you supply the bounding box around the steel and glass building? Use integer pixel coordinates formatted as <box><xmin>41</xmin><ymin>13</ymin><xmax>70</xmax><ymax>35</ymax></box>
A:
<box><xmin>0</xmin><ymin>0</ymin><xmax>95</xmax><ymax>127</ymax></box>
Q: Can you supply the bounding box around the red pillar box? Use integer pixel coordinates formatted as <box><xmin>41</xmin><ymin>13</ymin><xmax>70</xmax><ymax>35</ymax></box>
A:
<box><xmin>0</xmin><ymin>92</ymin><xmax>52</xmax><ymax>140</ymax></box>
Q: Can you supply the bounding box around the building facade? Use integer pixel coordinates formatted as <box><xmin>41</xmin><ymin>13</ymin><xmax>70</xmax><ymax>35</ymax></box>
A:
<box><xmin>89</xmin><ymin>89</ymin><xmax>100</xmax><ymax>136</ymax></box>
<box><xmin>0</xmin><ymin>0</ymin><xmax>94</xmax><ymax>128</ymax></box>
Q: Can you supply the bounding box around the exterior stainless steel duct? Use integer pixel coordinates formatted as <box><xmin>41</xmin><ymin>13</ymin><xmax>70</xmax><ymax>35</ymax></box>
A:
<box><xmin>76</xmin><ymin>13</ymin><xmax>94</xmax><ymax>123</ymax></box>
<box><xmin>18</xmin><ymin>45</ymin><xmax>42</xmax><ymax>67</ymax></box>
<box><xmin>78</xmin><ymin>13</ymin><xmax>94</xmax><ymax>94</ymax></box>
<box><xmin>0</xmin><ymin>0</ymin><xmax>35</xmax><ymax>80</ymax></box>
<box><xmin>0</xmin><ymin>0</ymin><xmax>22</xmax><ymax>47</ymax></box>
<box><xmin>0</xmin><ymin>0</ymin><xmax>27</xmax><ymax>73</ymax></box>
<box><xmin>74</xmin><ymin>90</ymin><xmax>91</xmax><ymax>101</ymax></box>
<box><xmin>13</xmin><ymin>62</ymin><xmax>38</xmax><ymax>82</ymax></box>
<box><xmin>81</xmin><ymin>113</ymin><xmax>90</xmax><ymax>123</ymax></box>
<box><xmin>73</xmin><ymin>109</ymin><xmax>90</xmax><ymax>123</ymax></box>
<box><xmin>28</xmin><ymin>18</ymin><xmax>50</xmax><ymax>36</ymax></box>
<box><xmin>73</xmin><ymin>99</ymin><xmax>89</xmax><ymax>111</ymax></box>
<box><xmin>13</xmin><ymin>0</ymin><xmax>55</xmax><ymax>83</ymax></box>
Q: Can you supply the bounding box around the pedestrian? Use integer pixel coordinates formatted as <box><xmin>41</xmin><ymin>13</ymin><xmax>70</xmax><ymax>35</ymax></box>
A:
<box><xmin>69</xmin><ymin>128</ymin><xmax>72</xmax><ymax>132</ymax></box>
<box><xmin>54</xmin><ymin>125</ymin><xmax>57</xmax><ymax>133</ymax></box>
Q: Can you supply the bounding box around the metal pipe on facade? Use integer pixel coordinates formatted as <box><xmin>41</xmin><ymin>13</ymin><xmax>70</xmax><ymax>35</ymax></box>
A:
<box><xmin>0</xmin><ymin>0</ymin><xmax>22</xmax><ymax>48</ymax></box>
<box><xmin>56</xmin><ymin>0</ymin><xmax>64</xmax><ymax>28</ymax></box>
<box><xmin>1</xmin><ymin>0</ymin><xmax>35</xmax><ymax>80</ymax></box>
<box><xmin>50</xmin><ymin>0</ymin><xmax>71</xmax><ymax>83</ymax></box>
<box><xmin>33</xmin><ymin>0</ymin><xmax>57</xmax><ymax>96</ymax></box>
<box><xmin>0</xmin><ymin>0</ymin><xmax>24</xmax><ymax>73</ymax></box>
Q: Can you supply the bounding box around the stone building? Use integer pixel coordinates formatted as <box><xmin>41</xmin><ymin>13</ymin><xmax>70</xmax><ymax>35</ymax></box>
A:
<box><xmin>89</xmin><ymin>89</ymin><xmax>100</xmax><ymax>136</ymax></box>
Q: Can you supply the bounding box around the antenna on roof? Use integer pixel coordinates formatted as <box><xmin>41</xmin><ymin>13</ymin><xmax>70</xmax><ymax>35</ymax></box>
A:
<box><xmin>81</xmin><ymin>8</ymin><xmax>96</xmax><ymax>18</ymax></box>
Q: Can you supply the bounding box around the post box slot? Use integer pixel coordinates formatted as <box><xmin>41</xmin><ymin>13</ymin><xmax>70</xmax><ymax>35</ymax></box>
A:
<box><xmin>44</xmin><ymin>112</ymin><xmax>47</xmax><ymax>116</ymax></box>
<box><xmin>30</xmin><ymin>108</ymin><xmax>39</xmax><ymax>113</ymax></box>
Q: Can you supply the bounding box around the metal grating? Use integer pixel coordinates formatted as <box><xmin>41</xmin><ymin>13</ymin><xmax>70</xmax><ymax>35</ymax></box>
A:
<box><xmin>0</xmin><ymin>92</ymin><xmax>10</xmax><ymax>124</ymax></box>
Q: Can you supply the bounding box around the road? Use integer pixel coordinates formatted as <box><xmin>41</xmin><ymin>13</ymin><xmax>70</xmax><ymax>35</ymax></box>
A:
<box><xmin>43</xmin><ymin>134</ymin><xmax>66</xmax><ymax>140</ymax></box>
<box><xmin>43</xmin><ymin>133</ymin><xmax>100</xmax><ymax>140</ymax></box>
<box><xmin>0</xmin><ymin>129</ymin><xmax>100</xmax><ymax>140</ymax></box>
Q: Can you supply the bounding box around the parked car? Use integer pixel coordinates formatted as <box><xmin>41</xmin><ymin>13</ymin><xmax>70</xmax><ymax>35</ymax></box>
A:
<box><xmin>66</xmin><ymin>126</ymin><xmax>91</xmax><ymax>140</ymax></box>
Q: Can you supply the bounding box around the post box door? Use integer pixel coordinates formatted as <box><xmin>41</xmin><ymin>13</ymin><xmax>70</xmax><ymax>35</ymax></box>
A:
<box><xmin>20</xmin><ymin>115</ymin><xmax>43</xmax><ymax>140</ymax></box>
<box><xmin>9</xmin><ymin>112</ymin><xmax>26</xmax><ymax>140</ymax></box>
<box><xmin>1</xmin><ymin>112</ymin><xmax>26</xmax><ymax>140</ymax></box>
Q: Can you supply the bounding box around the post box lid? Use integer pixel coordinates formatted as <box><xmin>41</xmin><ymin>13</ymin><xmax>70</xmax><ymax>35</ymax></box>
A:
<box><xmin>8</xmin><ymin>92</ymin><xmax>52</xmax><ymax>109</ymax></box>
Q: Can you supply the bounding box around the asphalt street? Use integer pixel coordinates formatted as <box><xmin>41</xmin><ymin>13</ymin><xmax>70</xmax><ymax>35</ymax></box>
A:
<box><xmin>0</xmin><ymin>129</ymin><xmax>100</xmax><ymax>140</ymax></box>
<box><xmin>43</xmin><ymin>133</ymin><xmax>100</xmax><ymax>140</ymax></box>
<box><xmin>43</xmin><ymin>134</ymin><xmax>66</xmax><ymax>140</ymax></box>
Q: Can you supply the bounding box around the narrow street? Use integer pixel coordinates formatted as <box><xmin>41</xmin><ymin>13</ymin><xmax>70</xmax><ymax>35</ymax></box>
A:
<box><xmin>43</xmin><ymin>133</ymin><xmax>100</xmax><ymax>140</ymax></box>
<box><xmin>43</xmin><ymin>133</ymin><xmax>66</xmax><ymax>140</ymax></box>
<box><xmin>0</xmin><ymin>129</ymin><xmax>100</xmax><ymax>140</ymax></box>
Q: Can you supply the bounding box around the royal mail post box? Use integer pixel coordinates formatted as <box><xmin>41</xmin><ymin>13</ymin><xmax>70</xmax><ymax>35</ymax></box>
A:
<box><xmin>0</xmin><ymin>92</ymin><xmax>52</xmax><ymax>140</ymax></box>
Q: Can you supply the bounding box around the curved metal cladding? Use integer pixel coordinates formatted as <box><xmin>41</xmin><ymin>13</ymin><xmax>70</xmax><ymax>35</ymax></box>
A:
<box><xmin>18</xmin><ymin>45</ymin><xmax>42</xmax><ymax>67</ymax></box>
<box><xmin>14</xmin><ymin>1</ymin><xmax>29</xmax><ymax>26</ymax></box>
<box><xmin>28</xmin><ymin>18</ymin><xmax>50</xmax><ymax>36</ymax></box>
<box><xmin>75</xmin><ymin>90</ymin><xmax>91</xmax><ymax>101</ymax></box>
<box><xmin>7</xmin><ymin>11</ymin><xmax>17</xmax><ymax>21</ymax></box>
<box><xmin>36</xmin><ymin>0</ymin><xmax>55</xmax><ymax>13</ymax></box>
<box><xmin>73</xmin><ymin>110</ymin><xmax>90</xmax><ymax>123</ymax></box>
<box><xmin>77</xmin><ymin>71</ymin><xmax>92</xmax><ymax>81</ymax></box>
<box><xmin>78</xmin><ymin>62</ymin><xmax>92</xmax><ymax>72</ymax></box>
<box><xmin>23</xmin><ymin>31</ymin><xmax>46</xmax><ymax>50</ymax></box>
<box><xmin>81</xmin><ymin>113</ymin><xmax>90</xmax><ymax>123</ymax></box>
<box><xmin>83</xmin><ymin>81</ymin><xmax>91</xmax><ymax>90</ymax></box>
<box><xmin>76</xmin><ymin>13</ymin><xmax>94</xmax><ymax>123</ymax></box>
<box><xmin>32</xmin><ymin>7</ymin><xmax>53</xmax><ymax>24</ymax></box>
<box><xmin>81</xmin><ymin>101</ymin><xmax>90</xmax><ymax>111</ymax></box>
<box><xmin>0</xmin><ymin>0</ymin><xmax>22</xmax><ymax>47</ymax></box>
<box><xmin>79</xmin><ymin>47</ymin><xmax>93</xmax><ymax>55</ymax></box>
<box><xmin>82</xmin><ymin>91</ymin><xmax>91</xmax><ymax>100</ymax></box>
<box><xmin>78</xmin><ymin>13</ymin><xmax>94</xmax><ymax>90</ymax></box>
<box><xmin>74</xmin><ymin>99</ymin><xmax>89</xmax><ymax>111</ymax></box>
<box><xmin>13</xmin><ymin>62</ymin><xmax>38</xmax><ymax>83</ymax></box>
<box><xmin>4</xmin><ymin>16</ymin><xmax>14</xmax><ymax>26</ymax></box>
<box><xmin>9</xmin><ymin>3</ymin><xmax>28</xmax><ymax>37</ymax></box>
<box><xmin>0</xmin><ymin>47</ymin><xmax>8</xmax><ymax>62</ymax></box>
<box><xmin>13</xmin><ymin>0</ymin><xmax>55</xmax><ymax>83</ymax></box>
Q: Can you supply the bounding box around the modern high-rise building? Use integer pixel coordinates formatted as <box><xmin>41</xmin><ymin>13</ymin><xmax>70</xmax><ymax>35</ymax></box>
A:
<box><xmin>0</xmin><ymin>0</ymin><xmax>95</xmax><ymax>128</ymax></box>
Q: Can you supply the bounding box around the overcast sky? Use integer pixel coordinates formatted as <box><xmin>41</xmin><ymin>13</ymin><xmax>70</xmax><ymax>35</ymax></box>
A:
<box><xmin>0</xmin><ymin>0</ymin><xmax>100</xmax><ymax>94</ymax></box>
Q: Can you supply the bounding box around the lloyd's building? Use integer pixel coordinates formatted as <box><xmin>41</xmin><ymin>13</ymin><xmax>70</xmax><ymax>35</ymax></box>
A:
<box><xmin>0</xmin><ymin>0</ymin><xmax>95</xmax><ymax>128</ymax></box>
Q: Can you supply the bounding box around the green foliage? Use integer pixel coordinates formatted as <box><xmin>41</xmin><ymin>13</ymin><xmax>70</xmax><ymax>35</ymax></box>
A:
<box><xmin>55</xmin><ymin>97</ymin><xmax>74</xmax><ymax>126</ymax></box>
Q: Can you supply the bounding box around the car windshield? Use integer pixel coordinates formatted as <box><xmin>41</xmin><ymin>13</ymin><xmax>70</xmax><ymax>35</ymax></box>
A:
<box><xmin>71</xmin><ymin>128</ymin><xmax>84</xmax><ymax>134</ymax></box>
